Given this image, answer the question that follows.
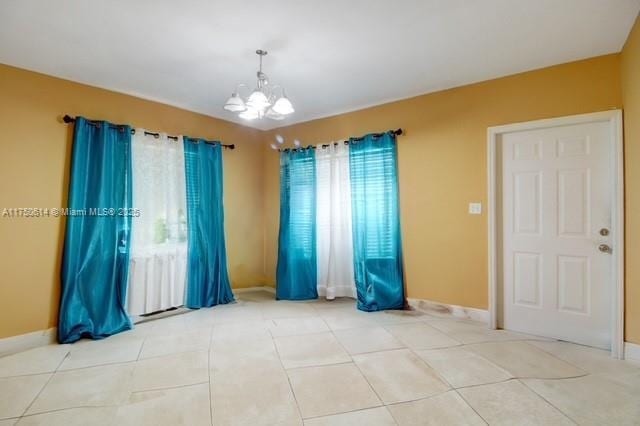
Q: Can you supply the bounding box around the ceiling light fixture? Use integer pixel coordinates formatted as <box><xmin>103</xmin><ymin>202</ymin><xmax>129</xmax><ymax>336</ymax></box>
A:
<box><xmin>223</xmin><ymin>50</ymin><xmax>295</xmax><ymax>121</ymax></box>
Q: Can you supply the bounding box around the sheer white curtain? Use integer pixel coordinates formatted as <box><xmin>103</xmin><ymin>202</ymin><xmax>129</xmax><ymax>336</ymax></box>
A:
<box><xmin>315</xmin><ymin>143</ymin><xmax>357</xmax><ymax>299</ymax></box>
<box><xmin>127</xmin><ymin>131</ymin><xmax>188</xmax><ymax>315</ymax></box>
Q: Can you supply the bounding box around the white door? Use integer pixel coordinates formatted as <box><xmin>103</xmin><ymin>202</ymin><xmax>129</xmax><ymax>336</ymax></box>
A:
<box><xmin>501</xmin><ymin>121</ymin><xmax>612</xmax><ymax>349</ymax></box>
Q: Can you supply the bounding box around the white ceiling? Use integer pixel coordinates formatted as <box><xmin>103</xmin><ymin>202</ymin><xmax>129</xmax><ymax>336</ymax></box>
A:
<box><xmin>1</xmin><ymin>0</ymin><xmax>639</xmax><ymax>130</ymax></box>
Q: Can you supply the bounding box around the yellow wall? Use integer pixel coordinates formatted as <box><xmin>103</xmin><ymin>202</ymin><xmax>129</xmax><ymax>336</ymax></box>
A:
<box><xmin>262</xmin><ymin>55</ymin><xmax>623</xmax><ymax>321</ymax></box>
<box><xmin>622</xmin><ymin>14</ymin><xmax>640</xmax><ymax>345</ymax></box>
<box><xmin>0</xmin><ymin>64</ymin><xmax>266</xmax><ymax>338</ymax></box>
<box><xmin>0</xmin><ymin>50</ymin><xmax>636</xmax><ymax>342</ymax></box>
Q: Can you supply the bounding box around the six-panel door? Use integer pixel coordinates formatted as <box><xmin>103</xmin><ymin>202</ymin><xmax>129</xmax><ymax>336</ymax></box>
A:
<box><xmin>501</xmin><ymin>121</ymin><xmax>612</xmax><ymax>349</ymax></box>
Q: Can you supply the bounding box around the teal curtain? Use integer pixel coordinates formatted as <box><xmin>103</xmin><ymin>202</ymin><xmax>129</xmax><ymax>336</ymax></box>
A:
<box><xmin>183</xmin><ymin>138</ymin><xmax>234</xmax><ymax>308</ymax></box>
<box><xmin>58</xmin><ymin>117</ymin><xmax>133</xmax><ymax>343</ymax></box>
<box><xmin>276</xmin><ymin>149</ymin><xmax>318</xmax><ymax>300</ymax></box>
<box><xmin>349</xmin><ymin>132</ymin><xmax>405</xmax><ymax>311</ymax></box>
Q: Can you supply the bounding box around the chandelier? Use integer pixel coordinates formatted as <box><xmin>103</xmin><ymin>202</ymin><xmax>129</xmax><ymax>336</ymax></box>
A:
<box><xmin>223</xmin><ymin>49</ymin><xmax>294</xmax><ymax>121</ymax></box>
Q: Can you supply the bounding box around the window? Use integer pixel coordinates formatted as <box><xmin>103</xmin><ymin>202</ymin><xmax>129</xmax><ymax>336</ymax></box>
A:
<box><xmin>350</xmin><ymin>143</ymin><xmax>399</xmax><ymax>259</ymax></box>
<box><xmin>282</xmin><ymin>152</ymin><xmax>316</xmax><ymax>259</ymax></box>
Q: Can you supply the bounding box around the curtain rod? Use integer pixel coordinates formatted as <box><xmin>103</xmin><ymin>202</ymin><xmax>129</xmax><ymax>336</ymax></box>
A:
<box><xmin>277</xmin><ymin>128</ymin><xmax>403</xmax><ymax>152</ymax></box>
<box><xmin>62</xmin><ymin>115</ymin><xmax>235</xmax><ymax>150</ymax></box>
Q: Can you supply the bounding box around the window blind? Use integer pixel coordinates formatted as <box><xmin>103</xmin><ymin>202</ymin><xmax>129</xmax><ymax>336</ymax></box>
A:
<box><xmin>349</xmin><ymin>143</ymin><xmax>399</xmax><ymax>259</ymax></box>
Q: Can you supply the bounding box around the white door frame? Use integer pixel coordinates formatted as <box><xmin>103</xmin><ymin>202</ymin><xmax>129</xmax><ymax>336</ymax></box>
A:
<box><xmin>487</xmin><ymin>110</ymin><xmax>624</xmax><ymax>358</ymax></box>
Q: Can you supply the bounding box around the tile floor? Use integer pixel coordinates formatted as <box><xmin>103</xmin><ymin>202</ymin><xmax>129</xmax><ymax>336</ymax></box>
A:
<box><xmin>1</xmin><ymin>289</ymin><xmax>639</xmax><ymax>425</ymax></box>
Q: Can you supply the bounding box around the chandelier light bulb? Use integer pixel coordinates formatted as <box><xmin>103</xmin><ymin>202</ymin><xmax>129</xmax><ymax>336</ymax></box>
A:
<box><xmin>294</xmin><ymin>139</ymin><xmax>301</xmax><ymax>147</ymax></box>
<box><xmin>275</xmin><ymin>134</ymin><xmax>284</xmax><ymax>144</ymax></box>
<box><xmin>270</xmin><ymin>143</ymin><xmax>278</xmax><ymax>150</ymax></box>
<box><xmin>272</xmin><ymin>96</ymin><xmax>295</xmax><ymax>115</ymax></box>
<box><xmin>223</xmin><ymin>93</ymin><xmax>247</xmax><ymax>112</ymax></box>
<box><xmin>246</xmin><ymin>90</ymin><xmax>271</xmax><ymax>110</ymax></box>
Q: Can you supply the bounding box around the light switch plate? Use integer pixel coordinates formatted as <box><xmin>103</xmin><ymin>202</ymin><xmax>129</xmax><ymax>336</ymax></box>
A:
<box><xmin>469</xmin><ymin>202</ymin><xmax>482</xmax><ymax>215</ymax></box>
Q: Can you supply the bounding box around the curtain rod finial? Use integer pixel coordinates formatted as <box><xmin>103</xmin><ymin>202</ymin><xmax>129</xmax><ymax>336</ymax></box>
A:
<box><xmin>63</xmin><ymin>114</ymin><xmax>75</xmax><ymax>123</ymax></box>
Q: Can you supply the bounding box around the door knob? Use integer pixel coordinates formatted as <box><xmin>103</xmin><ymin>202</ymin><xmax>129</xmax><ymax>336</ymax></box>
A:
<box><xmin>599</xmin><ymin>228</ymin><xmax>610</xmax><ymax>236</ymax></box>
<box><xmin>598</xmin><ymin>244</ymin><xmax>612</xmax><ymax>254</ymax></box>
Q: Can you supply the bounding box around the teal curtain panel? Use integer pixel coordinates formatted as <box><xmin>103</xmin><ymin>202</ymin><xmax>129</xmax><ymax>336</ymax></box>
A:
<box><xmin>276</xmin><ymin>149</ymin><xmax>318</xmax><ymax>300</ymax></box>
<box><xmin>349</xmin><ymin>132</ymin><xmax>405</xmax><ymax>311</ymax></box>
<box><xmin>183</xmin><ymin>138</ymin><xmax>234</xmax><ymax>308</ymax></box>
<box><xmin>58</xmin><ymin>117</ymin><xmax>133</xmax><ymax>343</ymax></box>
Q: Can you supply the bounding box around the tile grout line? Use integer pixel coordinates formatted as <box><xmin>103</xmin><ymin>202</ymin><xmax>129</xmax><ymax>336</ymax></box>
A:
<box><xmin>16</xmin><ymin>344</ymin><xmax>72</xmax><ymax>419</ymax></box>
<box><xmin>325</xmin><ymin>321</ymin><xmax>393</xmax><ymax>422</ymax></box>
<box><xmin>134</xmin><ymin>346</ymin><xmax>210</xmax><ymax>362</ymax></box>
<box><xmin>509</xmin><ymin>373</ymin><xmax>589</xmax><ymax>381</ymax></box>
<box><xmin>518</xmin><ymin>340</ymin><xmax>594</xmax><ymax>373</ymax></box>
<box><xmin>517</xmin><ymin>378</ymin><xmax>580</xmax><ymax>425</ymax></box>
<box><xmin>404</xmin><ymin>340</ymin><xmax>491</xmax><ymax>425</ymax></box>
<box><xmin>0</xmin><ymin>370</ymin><xmax>63</xmax><ymax>380</ymax></box>
<box><xmin>459</xmin><ymin>341</ymin><xmax>590</xmax><ymax>381</ymax></box>
<box><xmin>269</xmin><ymin>324</ymin><xmax>305</xmax><ymax>423</ymax></box>
<box><xmin>135</xmin><ymin>334</ymin><xmax>147</xmax><ymax>361</ymax></box>
<box><xmin>207</xmin><ymin>326</ymin><xmax>213</xmax><ymax>426</ymax></box>
<box><xmin>44</xmin><ymin>360</ymin><xmax>138</xmax><ymax>374</ymax></box>
<box><xmin>302</xmin><ymin>404</ymin><xmax>395</xmax><ymax>422</ymax></box>
<box><xmin>18</xmin><ymin>372</ymin><xmax>56</xmax><ymax>419</ymax></box>
<box><xmin>405</xmin><ymin>344</ymin><xmax>490</xmax><ymax>426</ymax></box>
<box><xmin>15</xmin><ymin>402</ymin><xmax>123</xmax><ymax>420</ymax></box>
<box><xmin>379</xmin><ymin>322</ymin><xmax>464</xmax><ymax>350</ymax></box>
<box><xmin>56</xmin><ymin>348</ymin><xmax>71</xmax><ymax>372</ymax></box>
<box><xmin>130</xmin><ymin>380</ymin><xmax>210</xmax><ymax>395</ymax></box>
<box><xmin>452</xmin><ymin>386</ymin><xmax>490</xmax><ymax>425</ymax></box>
<box><xmin>422</xmin><ymin>350</ymin><xmax>489</xmax><ymax>425</ymax></box>
<box><xmin>451</xmin><ymin>376</ymin><xmax>515</xmax><ymax>391</ymax></box>
<box><xmin>283</xmin><ymin>360</ymin><xmax>355</xmax><ymax>372</ymax></box>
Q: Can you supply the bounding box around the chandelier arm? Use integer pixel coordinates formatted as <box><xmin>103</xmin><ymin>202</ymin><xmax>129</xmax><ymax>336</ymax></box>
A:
<box><xmin>268</xmin><ymin>84</ymin><xmax>284</xmax><ymax>95</ymax></box>
<box><xmin>235</xmin><ymin>83</ymin><xmax>250</xmax><ymax>97</ymax></box>
<box><xmin>265</xmin><ymin>84</ymin><xmax>286</xmax><ymax>104</ymax></box>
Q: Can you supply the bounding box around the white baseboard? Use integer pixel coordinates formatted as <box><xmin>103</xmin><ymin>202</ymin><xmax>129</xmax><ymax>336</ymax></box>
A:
<box><xmin>233</xmin><ymin>286</ymin><xmax>276</xmax><ymax>294</ymax></box>
<box><xmin>624</xmin><ymin>341</ymin><xmax>640</xmax><ymax>362</ymax></box>
<box><xmin>407</xmin><ymin>297</ymin><xmax>489</xmax><ymax>324</ymax></box>
<box><xmin>0</xmin><ymin>327</ymin><xmax>57</xmax><ymax>357</ymax></box>
<box><xmin>0</xmin><ymin>286</ymin><xmax>276</xmax><ymax>356</ymax></box>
